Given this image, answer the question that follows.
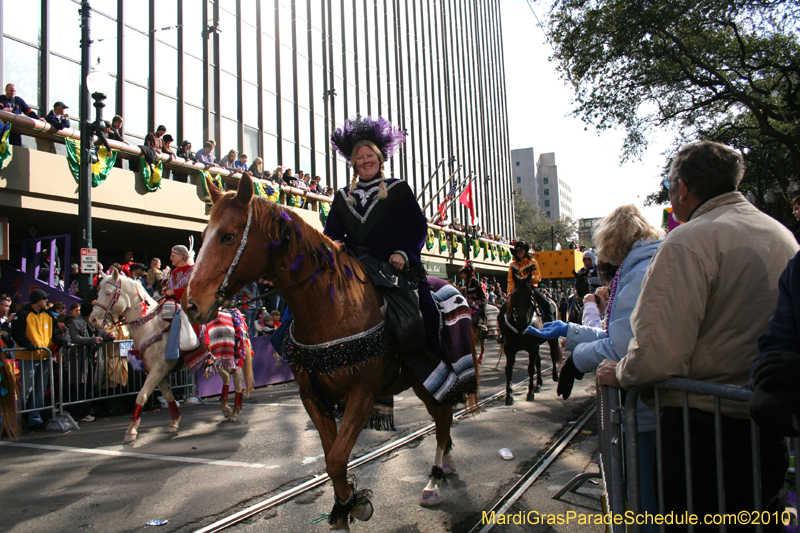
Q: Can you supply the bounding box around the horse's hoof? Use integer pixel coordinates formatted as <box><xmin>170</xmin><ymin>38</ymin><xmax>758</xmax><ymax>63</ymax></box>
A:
<box><xmin>124</xmin><ymin>433</ymin><xmax>137</xmax><ymax>443</ymax></box>
<box><xmin>442</xmin><ymin>461</ymin><xmax>456</xmax><ymax>475</ymax></box>
<box><xmin>351</xmin><ymin>501</ymin><xmax>374</xmax><ymax>522</ymax></box>
<box><xmin>526</xmin><ymin>392</ymin><xmax>535</xmax><ymax>402</ymax></box>
<box><xmin>227</xmin><ymin>415</ymin><xmax>238</xmax><ymax>422</ymax></box>
<box><xmin>553</xmin><ymin>374</ymin><xmax>559</xmax><ymax>382</ymax></box>
<box><xmin>504</xmin><ymin>394</ymin><xmax>514</xmax><ymax>406</ymax></box>
<box><xmin>534</xmin><ymin>385</ymin><xmax>542</xmax><ymax>393</ymax></box>
<box><xmin>165</xmin><ymin>426</ymin><xmax>178</xmax><ymax>433</ymax></box>
<box><xmin>420</xmin><ymin>489</ymin><xmax>441</xmax><ymax>507</ymax></box>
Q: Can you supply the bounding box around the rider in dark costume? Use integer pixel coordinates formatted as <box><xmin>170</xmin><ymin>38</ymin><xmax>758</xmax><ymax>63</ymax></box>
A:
<box><xmin>458</xmin><ymin>262</ymin><xmax>486</xmax><ymax>328</ymax></box>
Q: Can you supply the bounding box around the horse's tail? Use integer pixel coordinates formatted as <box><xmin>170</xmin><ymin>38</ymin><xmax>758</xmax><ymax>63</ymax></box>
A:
<box><xmin>243</xmin><ymin>338</ymin><xmax>254</xmax><ymax>398</ymax></box>
<box><xmin>464</xmin><ymin>334</ymin><xmax>480</xmax><ymax>416</ymax></box>
<box><xmin>0</xmin><ymin>351</ymin><xmax>20</xmax><ymax>440</ymax></box>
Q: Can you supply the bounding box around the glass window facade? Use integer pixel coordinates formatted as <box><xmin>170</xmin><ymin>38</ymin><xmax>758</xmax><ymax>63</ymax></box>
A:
<box><xmin>0</xmin><ymin>0</ymin><xmax>513</xmax><ymax>236</ymax></box>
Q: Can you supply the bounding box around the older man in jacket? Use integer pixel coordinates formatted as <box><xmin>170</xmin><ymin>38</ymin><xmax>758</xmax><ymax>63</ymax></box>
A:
<box><xmin>597</xmin><ymin>141</ymin><xmax>798</xmax><ymax>529</ymax></box>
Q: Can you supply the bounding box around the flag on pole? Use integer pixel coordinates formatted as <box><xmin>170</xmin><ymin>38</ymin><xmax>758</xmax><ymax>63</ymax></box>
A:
<box><xmin>459</xmin><ymin>178</ymin><xmax>475</xmax><ymax>224</ymax></box>
<box><xmin>436</xmin><ymin>179</ymin><xmax>459</xmax><ymax>221</ymax></box>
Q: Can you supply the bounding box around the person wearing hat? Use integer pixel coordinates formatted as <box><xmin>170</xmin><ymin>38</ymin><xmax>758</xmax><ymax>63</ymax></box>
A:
<box><xmin>503</xmin><ymin>240</ymin><xmax>556</xmax><ymax>324</ymax></box>
<box><xmin>165</xmin><ymin>244</ymin><xmax>195</xmax><ymax>302</ymax></box>
<box><xmin>145</xmin><ymin>124</ymin><xmax>167</xmax><ymax>154</ymax></box>
<box><xmin>10</xmin><ymin>289</ymin><xmax>59</xmax><ymax>427</ymax></box>
<box><xmin>129</xmin><ymin>263</ymin><xmax>154</xmax><ymax>296</ymax></box>
<box><xmin>325</xmin><ymin>116</ymin><xmax>464</xmax><ymax>392</ymax></box>
<box><xmin>45</xmin><ymin>101</ymin><xmax>70</xmax><ymax>131</ymax></box>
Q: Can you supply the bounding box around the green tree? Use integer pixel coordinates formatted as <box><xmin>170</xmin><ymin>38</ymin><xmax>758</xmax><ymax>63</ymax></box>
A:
<box><xmin>515</xmin><ymin>194</ymin><xmax>577</xmax><ymax>251</ymax></box>
<box><xmin>546</xmin><ymin>0</ymin><xmax>800</xmax><ymax>208</ymax></box>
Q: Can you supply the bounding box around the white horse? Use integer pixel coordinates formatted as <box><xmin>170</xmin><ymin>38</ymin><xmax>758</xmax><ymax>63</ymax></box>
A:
<box><xmin>89</xmin><ymin>268</ymin><xmax>253</xmax><ymax>443</ymax></box>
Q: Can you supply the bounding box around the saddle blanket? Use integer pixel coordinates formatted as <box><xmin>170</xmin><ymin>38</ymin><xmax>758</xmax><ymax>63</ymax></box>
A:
<box><xmin>418</xmin><ymin>277</ymin><xmax>477</xmax><ymax>403</ymax></box>
<box><xmin>182</xmin><ymin>309</ymin><xmax>247</xmax><ymax>374</ymax></box>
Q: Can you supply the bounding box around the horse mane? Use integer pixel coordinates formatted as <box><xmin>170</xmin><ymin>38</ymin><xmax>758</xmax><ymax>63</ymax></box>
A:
<box><xmin>216</xmin><ymin>193</ymin><xmax>369</xmax><ymax>307</ymax></box>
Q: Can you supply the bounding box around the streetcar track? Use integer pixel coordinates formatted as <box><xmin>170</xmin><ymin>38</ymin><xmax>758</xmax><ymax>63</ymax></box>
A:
<box><xmin>193</xmin><ymin>371</ymin><xmax>550</xmax><ymax>533</ymax></box>
<box><xmin>469</xmin><ymin>401</ymin><xmax>597</xmax><ymax>533</ymax></box>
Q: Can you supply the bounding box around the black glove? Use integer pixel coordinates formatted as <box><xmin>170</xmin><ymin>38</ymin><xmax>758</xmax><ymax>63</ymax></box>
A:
<box><xmin>752</xmin><ymin>351</ymin><xmax>800</xmax><ymax>392</ymax></box>
<box><xmin>749</xmin><ymin>387</ymin><xmax>800</xmax><ymax>437</ymax></box>
<box><xmin>556</xmin><ymin>356</ymin><xmax>585</xmax><ymax>400</ymax></box>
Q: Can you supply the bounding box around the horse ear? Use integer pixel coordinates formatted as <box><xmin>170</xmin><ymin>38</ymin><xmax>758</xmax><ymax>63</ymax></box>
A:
<box><xmin>206</xmin><ymin>176</ymin><xmax>223</xmax><ymax>204</ymax></box>
<box><xmin>236</xmin><ymin>172</ymin><xmax>254</xmax><ymax>206</ymax></box>
<box><xmin>111</xmin><ymin>267</ymin><xmax>120</xmax><ymax>282</ymax></box>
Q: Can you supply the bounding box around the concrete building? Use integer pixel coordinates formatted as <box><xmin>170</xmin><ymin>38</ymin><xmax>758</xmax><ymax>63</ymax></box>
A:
<box><xmin>0</xmin><ymin>0</ymin><xmax>516</xmax><ymax>267</ymax></box>
<box><xmin>577</xmin><ymin>217</ymin><xmax>603</xmax><ymax>245</ymax></box>
<box><xmin>510</xmin><ymin>148</ymin><xmax>573</xmax><ymax>222</ymax></box>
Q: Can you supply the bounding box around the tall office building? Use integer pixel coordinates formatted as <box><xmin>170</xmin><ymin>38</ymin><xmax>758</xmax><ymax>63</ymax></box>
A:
<box><xmin>510</xmin><ymin>148</ymin><xmax>573</xmax><ymax>222</ymax></box>
<box><xmin>0</xmin><ymin>0</ymin><xmax>515</xmax><ymax>236</ymax></box>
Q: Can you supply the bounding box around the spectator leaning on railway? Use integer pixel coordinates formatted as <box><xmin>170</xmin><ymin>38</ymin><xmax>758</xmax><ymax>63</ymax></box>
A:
<box><xmin>596</xmin><ymin>141</ymin><xmax>798</xmax><ymax>529</ymax></box>
<box><xmin>0</xmin><ymin>83</ymin><xmax>39</xmax><ymax>146</ymax></box>
<box><xmin>44</xmin><ymin>101</ymin><xmax>70</xmax><ymax>131</ymax></box>
<box><xmin>526</xmin><ymin>204</ymin><xmax>663</xmax><ymax>528</ymax></box>
<box><xmin>10</xmin><ymin>290</ymin><xmax>59</xmax><ymax>427</ymax></box>
<box><xmin>194</xmin><ymin>141</ymin><xmax>217</xmax><ymax>169</ymax></box>
<box><xmin>68</xmin><ymin>302</ymin><xmax>114</xmax><ymax>422</ymax></box>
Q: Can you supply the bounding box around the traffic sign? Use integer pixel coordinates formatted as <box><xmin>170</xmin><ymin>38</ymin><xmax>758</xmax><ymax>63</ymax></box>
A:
<box><xmin>80</xmin><ymin>248</ymin><xmax>98</xmax><ymax>274</ymax></box>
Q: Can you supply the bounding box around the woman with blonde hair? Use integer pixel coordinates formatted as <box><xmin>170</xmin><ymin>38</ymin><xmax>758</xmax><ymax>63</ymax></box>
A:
<box><xmin>248</xmin><ymin>157</ymin><xmax>264</xmax><ymax>179</ymax></box>
<box><xmin>324</xmin><ymin>115</ymin><xmax>447</xmax><ymax>360</ymax></box>
<box><xmin>526</xmin><ymin>203</ymin><xmax>663</xmax><ymax>527</ymax></box>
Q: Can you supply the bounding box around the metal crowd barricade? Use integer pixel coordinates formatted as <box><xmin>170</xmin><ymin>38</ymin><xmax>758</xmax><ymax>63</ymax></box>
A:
<box><xmin>4</xmin><ymin>347</ymin><xmax>56</xmax><ymax>422</ymax></box>
<box><xmin>57</xmin><ymin>339</ymin><xmax>194</xmax><ymax>415</ymax></box>
<box><xmin>598</xmin><ymin>378</ymin><xmax>800</xmax><ymax>533</ymax></box>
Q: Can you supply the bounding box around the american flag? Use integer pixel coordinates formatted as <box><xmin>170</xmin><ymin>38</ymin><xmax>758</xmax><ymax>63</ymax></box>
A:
<box><xmin>437</xmin><ymin>179</ymin><xmax>459</xmax><ymax>221</ymax></box>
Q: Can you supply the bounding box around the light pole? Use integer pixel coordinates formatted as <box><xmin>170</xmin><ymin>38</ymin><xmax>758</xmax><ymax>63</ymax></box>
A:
<box><xmin>78</xmin><ymin>58</ymin><xmax>113</xmax><ymax>297</ymax></box>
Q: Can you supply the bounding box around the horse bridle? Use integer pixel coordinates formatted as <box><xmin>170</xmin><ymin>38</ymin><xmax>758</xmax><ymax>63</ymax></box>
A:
<box><xmin>93</xmin><ymin>278</ymin><xmax>123</xmax><ymax>326</ymax></box>
<box><xmin>93</xmin><ymin>277</ymin><xmax>148</xmax><ymax>326</ymax></box>
<box><xmin>215</xmin><ymin>205</ymin><xmax>254</xmax><ymax>308</ymax></box>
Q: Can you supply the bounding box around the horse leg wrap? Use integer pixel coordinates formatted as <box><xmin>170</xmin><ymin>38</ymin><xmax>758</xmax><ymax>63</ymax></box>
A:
<box><xmin>421</xmin><ymin>465</ymin><xmax>445</xmax><ymax>507</ymax></box>
<box><xmin>169</xmin><ymin>400</ymin><xmax>181</xmax><ymax>418</ymax></box>
<box><xmin>442</xmin><ymin>438</ymin><xmax>456</xmax><ymax>475</ymax></box>
<box><xmin>328</xmin><ymin>480</ymin><xmax>373</xmax><ymax>526</ymax></box>
<box><xmin>234</xmin><ymin>392</ymin><xmax>243</xmax><ymax>410</ymax></box>
<box><xmin>220</xmin><ymin>387</ymin><xmax>230</xmax><ymax>401</ymax></box>
<box><xmin>132</xmin><ymin>404</ymin><xmax>143</xmax><ymax>422</ymax></box>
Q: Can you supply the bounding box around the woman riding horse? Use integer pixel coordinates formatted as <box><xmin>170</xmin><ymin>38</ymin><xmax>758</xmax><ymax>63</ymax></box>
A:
<box><xmin>185</xmin><ymin>115</ymin><xmax>478</xmax><ymax>530</ymax></box>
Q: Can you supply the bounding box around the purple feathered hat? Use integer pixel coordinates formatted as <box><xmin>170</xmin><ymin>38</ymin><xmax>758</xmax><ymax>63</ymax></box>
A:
<box><xmin>330</xmin><ymin>115</ymin><xmax>406</xmax><ymax>163</ymax></box>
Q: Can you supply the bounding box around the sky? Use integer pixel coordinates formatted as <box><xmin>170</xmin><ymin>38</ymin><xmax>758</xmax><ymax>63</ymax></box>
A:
<box><xmin>499</xmin><ymin>0</ymin><xmax>674</xmax><ymax>229</ymax></box>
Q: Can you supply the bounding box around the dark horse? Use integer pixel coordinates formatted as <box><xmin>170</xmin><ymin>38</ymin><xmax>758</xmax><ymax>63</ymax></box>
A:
<box><xmin>185</xmin><ymin>174</ymin><xmax>479</xmax><ymax>530</ymax></box>
<box><xmin>499</xmin><ymin>264</ymin><xmax>562</xmax><ymax>405</ymax></box>
<box><xmin>567</xmin><ymin>269</ymin><xmax>592</xmax><ymax>324</ymax></box>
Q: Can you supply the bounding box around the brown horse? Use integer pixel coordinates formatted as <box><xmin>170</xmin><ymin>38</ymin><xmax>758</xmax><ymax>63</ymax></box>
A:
<box><xmin>185</xmin><ymin>173</ymin><xmax>478</xmax><ymax>530</ymax></box>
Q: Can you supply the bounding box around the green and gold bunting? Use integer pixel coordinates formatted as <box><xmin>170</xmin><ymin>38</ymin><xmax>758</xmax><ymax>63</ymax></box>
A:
<box><xmin>200</xmin><ymin>171</ymin><xmax>225</xmax><ymax>204</ymax></box>
<box><xmin>140</xmin><ymin>155</ymin><xmax>163</xmax><ymax>191</ymax></box>
<box><xmin>64</xmin><ymin>138</ymin><xmax>117</xmax><ymax>186</ymax></box>
<box><xmin>490</xmin><ymin>244</ymin><xmax>497</xmax><ymax>260</ymax></box>
<box><xmin>472</xmin><ymin>239</ymin><xmax>480</xmax><ymax>258</ymax></box>
<box><xmin>439</xmin><ymin>231</ymin><xmax>447</xmax><ymax>252</ymax></box>
<box><xmin>265</xmin><ymin>182</ymin><xmax>280</xmax><ymax>203</ymax></box>
<box><xmin>253</xmin><ymin>180</ymin><xmax>267</xmax><ymax>198</ymax></box>
<box><xmin>319</xmin><ymin>201</ymin><xmax>330</xmax><ymax>226</ymax></box>
<box><xmin>426</xmin><ymin>229</ymin><xmax>435</xmax><ymax>250</ymax></box>
<box><xmin>0</xmin><ymin>121</ymin><xmax>12</xmax><ymax>170</ymax></box>
<box><xmin>450</xmin><ymin>235</ymin><xmax>459</xmax><ymax>253</ymax></box>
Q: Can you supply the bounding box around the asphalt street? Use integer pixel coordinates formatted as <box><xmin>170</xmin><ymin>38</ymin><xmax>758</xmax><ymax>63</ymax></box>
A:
<box><xmin>0</xmin><ymin>340</ymin><xmax>603</xmax><ymax>533</ymax></box>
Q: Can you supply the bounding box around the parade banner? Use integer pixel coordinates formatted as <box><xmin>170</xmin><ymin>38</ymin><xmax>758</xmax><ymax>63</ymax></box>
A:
<box><xmin>426</xmin><ymin>229</ymin><xmax>435</xmax><ymax>250</ymax></box>
<box><xmin>0</xmin><ymin>121</ymin><xmax>12</xmax><ymax>170</ymax></box>
<box><xmin>196</xmin><ymin>335</ymin><xmax>294</xmax><ymax>396</ymax></box>
<box><xmin>534</xmin><ymin>250</ymin><xmax>584</xmax><ymax>279</ymax></box>
<box><xmin>319</xmin><ymin>200</ymin><xmax>330</xmax><ymax>226</ymax></box>
<box><xmin>64</xmin><ymin>138</ymin><xmax>117</xmax><ymax>186</ymax></box>
<box><xmin>139</xmin><ymin>155</ymin><xmax>163</xmax><ymax>191</ymax></box>
<box><xmin>439</xmin><ymin>231</ymin><xmax>447</xmax><ymax>252</ymax></box>
<box><xmin>200</xmin><ymin>171</ymin><xmax>224</xmax><ymax>204</ymax></box>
